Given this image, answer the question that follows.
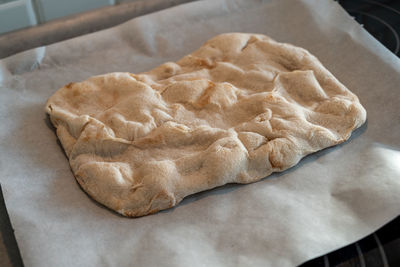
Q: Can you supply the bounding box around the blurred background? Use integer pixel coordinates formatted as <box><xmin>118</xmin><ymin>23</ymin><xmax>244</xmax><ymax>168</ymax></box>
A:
<box><xmin>0</xmin><ymin>0</ymin><xmax>399</xmax><ymax>58</ymax></box>
<box><xmin>0</xmin><ymin>0</ymin><xmax>196</xmax><ymax>58</ymax></box>
<box><xmin>0</xmin><ymin>0</ymin><xmax>400</xmax><ymax>58</ymax></box>
<box><xmin>0</xmin><ymin>0</ymin><xmax>138</xmax><ymax>35</ymax></box>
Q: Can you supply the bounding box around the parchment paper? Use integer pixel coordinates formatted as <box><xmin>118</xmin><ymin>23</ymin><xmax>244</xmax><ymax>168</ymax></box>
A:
<box><xmin>0</xmin><ymin>0</ymin><xmax>399</xmax><ymax>266</ymax></box>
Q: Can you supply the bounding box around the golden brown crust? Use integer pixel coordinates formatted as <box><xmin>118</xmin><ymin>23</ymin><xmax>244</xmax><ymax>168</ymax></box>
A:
<box><xmin>45</xmin><ymin>33</ymin><xmax>366</xmax><ymax>217</ymax></box>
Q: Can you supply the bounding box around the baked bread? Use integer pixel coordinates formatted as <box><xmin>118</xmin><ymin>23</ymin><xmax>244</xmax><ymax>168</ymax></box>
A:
<box><xmin>45</xmin><ymin>33</ymin><xmax>366</xmax><ymax>217</ymax></box>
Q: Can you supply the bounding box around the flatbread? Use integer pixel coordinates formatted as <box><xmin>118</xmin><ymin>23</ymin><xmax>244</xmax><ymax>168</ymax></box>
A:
<box><xmin>45</xmin><ymin>33</ymin><xmax>366</xmax><ymax>217</ymax></box>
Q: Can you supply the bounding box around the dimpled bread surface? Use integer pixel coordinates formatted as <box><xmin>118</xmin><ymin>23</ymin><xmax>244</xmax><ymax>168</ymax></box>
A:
<box><xmin>45</xmin><ymin>33</ymin><xmax>367</xmax><ymax>217</ymax></box>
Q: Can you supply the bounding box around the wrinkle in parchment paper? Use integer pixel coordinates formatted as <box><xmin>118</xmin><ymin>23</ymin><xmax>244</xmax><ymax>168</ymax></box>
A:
<box><xmin>0</xmin><ymin>0</ymin><xmax>399</xmax><ymax>266</ymax></box>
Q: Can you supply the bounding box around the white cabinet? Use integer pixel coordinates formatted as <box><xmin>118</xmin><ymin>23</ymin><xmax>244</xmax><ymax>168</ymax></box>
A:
<box><xmin>34</xmin><ymin>0</ymin><xmax>114</xmax><ymax>22</ymax></box>
<box><xmin>0</xmin><ymin>0</ymin><xmax>120</xmax><ymax>34</ymax></box>
<box><xmin>0</xmin><ymin>0</ymin><xmax>37</xmax><ymax>34</ymax></box>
